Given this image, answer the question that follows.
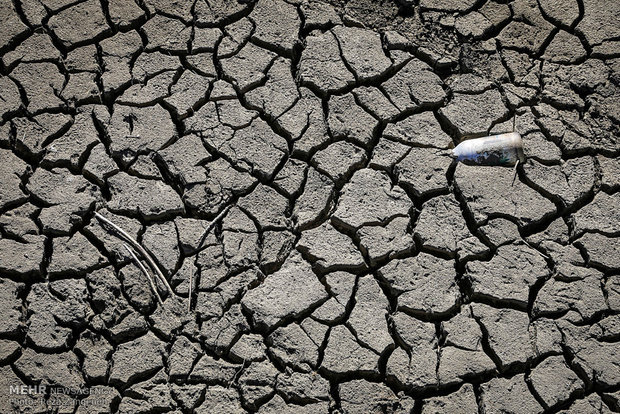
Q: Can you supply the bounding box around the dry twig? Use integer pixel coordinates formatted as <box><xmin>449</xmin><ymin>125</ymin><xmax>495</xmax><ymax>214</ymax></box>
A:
<box><xmin>189</xmin><ymin>204</ymin><xmax>234</xmax><ymax>311</ymax></box>
<box><xmin>188</xmin><ymin>265</ymin><xmax>193</xmax><ymax>312</ymax></box>
<box><xmin>94</xmin><ymin>212</ymin><xmax>173</xmax><ymax>293</ymax></box>
<box><xmin>195</xmin><ymin>204</ymin><xmax>233</xmax><ymax>252</ymax></box>
<box><xmin>123</xmin><ymin>244</ymin><xmax>163</xmax><ymax>306</ymax></box>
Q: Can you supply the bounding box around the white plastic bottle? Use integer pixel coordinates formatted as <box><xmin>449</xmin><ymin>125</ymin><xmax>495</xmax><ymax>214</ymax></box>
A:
<box><xmin>451</xmin><ymin>132</ymin><xmax>525</xmax><ymax>166</ymax></box>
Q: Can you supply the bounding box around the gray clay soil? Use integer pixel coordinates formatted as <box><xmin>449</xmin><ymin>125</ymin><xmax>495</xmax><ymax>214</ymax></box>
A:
<box><xmin>0</xmin><ymin>0</ymin><xmax>619</xmax><ymax>412</ymax></box>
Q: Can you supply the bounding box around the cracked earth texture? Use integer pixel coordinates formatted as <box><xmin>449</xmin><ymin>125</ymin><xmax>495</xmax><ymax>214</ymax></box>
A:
<box><xmin>0</xmin><ymin>0</ymin><xmax>619</xmax><ymax>412</ymax></box>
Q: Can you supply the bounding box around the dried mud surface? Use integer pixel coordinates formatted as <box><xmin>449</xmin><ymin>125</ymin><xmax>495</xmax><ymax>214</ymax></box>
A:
<box><xmin>0</xmin><ymin>0</ymin><xmax>619</xmax><ymax>412</ymax></box>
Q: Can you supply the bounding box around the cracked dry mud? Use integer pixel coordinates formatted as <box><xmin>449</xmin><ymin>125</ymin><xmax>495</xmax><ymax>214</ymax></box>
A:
<box><xmin>0</xmin><ymin>0</ymin><xmax>619</xmax><ymax>412</ymax></box>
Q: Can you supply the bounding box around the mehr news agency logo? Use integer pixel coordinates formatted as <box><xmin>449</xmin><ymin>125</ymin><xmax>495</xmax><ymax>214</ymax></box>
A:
<box><xmin>8</xmin><ymin>384</ymin><xmax>112</xmax><ymax>409</ymax></box>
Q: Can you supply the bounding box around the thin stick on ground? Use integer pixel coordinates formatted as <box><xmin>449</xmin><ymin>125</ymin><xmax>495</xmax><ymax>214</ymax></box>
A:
<box><xmin>94</xmin><ymin>212</ymin><xmax>173</xmax><ymax>294</ymax></box>
<box><xmin>188</xmin><ymin>264</ymin><xmax>193</xmax><ymax>312</ymax></box>
<box><xmin>123</xmin><ymin>243</ymin><xmax>163</xmax><ymax>306</ymax></box>
<box><xmin>522</xmin><ymin>239</ymin><xmax>550</xmax><ymax>259</ymax></box>
<box><xmin>195</xmin><ymin>204</ymin><xmax>233</xmax><ymax>252</ymax></box>
<box><xmin>189</xmin><ymin>204</ymin><xmax>233</xmax><ymax>312</ymax></box>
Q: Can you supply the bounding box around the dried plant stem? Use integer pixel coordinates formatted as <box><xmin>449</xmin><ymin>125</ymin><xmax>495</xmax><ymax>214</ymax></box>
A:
<box><xmin>94</xmin><ymin>212</ymin><xmax>172</xmax><ymax>293</ymax></box>
<box><xmin>189</xmin><ymin>204</ymin><xmax>233</xmax><ymax>312</ymax></box>
<box><xmin>195</xmin><ymin>204</ymin><xmax>233</xmax><ymax>252</ymax></box>
<box><xmin>523</xmin><ymin>240</ymin><xmax>550</xmax><ymax>259</ymax></box>
<box><xmin>124</xmin><ymin>244</ymin><xmax>163</xmax><ymax>305</ymax></box>
<box><xmin>188</xmin><ymin>266</ymin><xmax>193</xmax><ymax>312</ymax></box>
